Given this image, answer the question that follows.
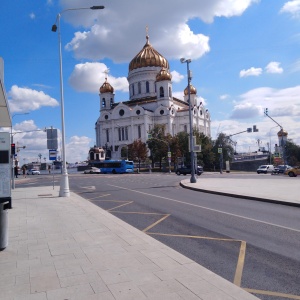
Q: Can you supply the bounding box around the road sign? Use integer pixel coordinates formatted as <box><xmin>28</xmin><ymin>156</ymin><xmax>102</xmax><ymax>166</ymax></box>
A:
<box><xmin>194</xmin><ymin>145</ymin><xmax>201</xmax><ymax>153</ymax></box>
<box><xmin>167</xmin><ymin>152</ymin><xmax>171</xmax><ymax>158</ymax></box>
<box><xmin>47</xmin><ymin>128</ymin><xmax>58</xmax><ymax>150</ymax></box>
<box><xmin>218</xmin><ymin>148</ymin><xmax>222</xmax><ymax>153</ymax></box>
<box><xmin>49</xmin><ymin>149</ymin><xmax>57</xmax><ymax>161</ymax></box>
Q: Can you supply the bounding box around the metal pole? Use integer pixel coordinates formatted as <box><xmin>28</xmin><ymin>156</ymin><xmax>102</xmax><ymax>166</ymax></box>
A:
<box><xmin>52</xmin><ymin>6</ymin><xmax>104</xmax><ymax>197</ymax></box>
<box><xmin>11</xmin><ymin>128</ymin><xmax>15</xmax><ymax>189</ymax></box>
<box><xmin>56</xmin><ymin>14</ymin><xmax>70</xmax><ymax>197</ymax></box>
<box><xmin>185</xmin><ymin>60</ymin><xmax>196</xmax><ymax>183</ymax></box>
<box><xmin>168</xmin><ymin>143</ymin><xmax>171</xmax><ymax>174</ymax></box>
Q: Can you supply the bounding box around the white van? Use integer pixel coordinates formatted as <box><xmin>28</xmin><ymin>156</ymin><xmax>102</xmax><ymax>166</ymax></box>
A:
<box><xmin>257</xmin><ymin>165</ymin><xmax>275</xmax><ymax>174</ymax></box>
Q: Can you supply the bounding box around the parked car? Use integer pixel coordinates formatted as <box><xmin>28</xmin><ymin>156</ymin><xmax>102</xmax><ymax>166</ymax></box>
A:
<box><xmin>84</xmin><ymin>167</ymin><xmax>101</xmax><ymax>174</ymax></box>
<box><xmin>27</xmin><ymin>169</ymin><xmax>40</xmax><ymax>175</ymax></box>
<box><xmin>284</xmin><ymin>166</ymin><xmax>300</xmax><ymax>177</ymax></box>
<box><xmin>257</xmin><ymin>165</ymin><xmax>275</xmax><ymax>174</ymax></box>
<box><xmin>272</xmin><ymin>165</ymin><xmax>292</xmax><ymax>174</ymax></box>
<box><xmin>176</xmin><ymin>165</ymin><xmax>203</xmax><ymax>176</ymax></box>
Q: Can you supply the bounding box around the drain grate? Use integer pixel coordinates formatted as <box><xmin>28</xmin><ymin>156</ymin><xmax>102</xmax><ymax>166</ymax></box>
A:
<box><xmin>38</xmin><ymin>194</ymin><xmax>53</xmax><ymax>197</ymax></box>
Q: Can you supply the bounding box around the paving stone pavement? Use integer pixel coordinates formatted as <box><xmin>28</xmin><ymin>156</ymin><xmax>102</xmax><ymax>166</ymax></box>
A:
<box><xmin>0</xmin><ymin>185</ymin><xmax>260</xmax><ymax>300</ymax></box>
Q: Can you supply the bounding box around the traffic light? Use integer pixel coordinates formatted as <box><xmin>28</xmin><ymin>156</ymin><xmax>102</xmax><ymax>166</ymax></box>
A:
<box><xmin>253</xmin><ymin>125</ymin><xmax>259</xmax><ymax>132</ymax></box>
<box><xmin>11</xmin><ymin>143</ymin><xmax>16</xmax><ymax>155</ymax></box>
<box><xmin>247</xmin><ymin>128</ymin><xmax>252</xmax><ymax>133</ymax></box>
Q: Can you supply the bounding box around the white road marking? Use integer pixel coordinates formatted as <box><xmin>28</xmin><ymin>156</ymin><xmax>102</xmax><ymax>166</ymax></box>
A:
<box><xmin>108</xmin><ymin>184</ymin><xmax>300</xmax><ymax>233</ymax></box>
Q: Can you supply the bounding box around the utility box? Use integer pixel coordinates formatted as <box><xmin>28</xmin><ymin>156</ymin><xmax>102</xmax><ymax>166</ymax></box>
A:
<box><xmin>0</xmin><ymin>132</ymin><xmax>11</xmax><ymax>250</ymax></box>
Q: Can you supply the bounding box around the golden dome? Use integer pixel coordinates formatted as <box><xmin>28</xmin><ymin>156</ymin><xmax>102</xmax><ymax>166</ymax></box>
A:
<box><xmin>129</xmin><ymin>35</ymin><xmax>169</xmax><ymax>72</ymax></box>
<box><xmin>100</xmin><ymin>78</ymin><xmax>114</xmax><ymax>94</ymax></box>
<box><xmin>156</xmin><ymin>67</ymin><xmax>172</xmax><ymax>82</ymax></box>
<box><xmin>277</xmin><ymin>129</ymin><xmax>288</xmax><ymax>137</ymax></box>
<box><xmin>184</xmin><ymin>84</ymin><xmax>197</xmax><ymax>95</ymax></box>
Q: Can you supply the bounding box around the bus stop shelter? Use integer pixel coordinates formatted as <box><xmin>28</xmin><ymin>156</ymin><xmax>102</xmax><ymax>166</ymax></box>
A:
<box><xmin>0</xmin><ymin>57</ymin><xmax>12</xmax><ymax>250</ymax></box>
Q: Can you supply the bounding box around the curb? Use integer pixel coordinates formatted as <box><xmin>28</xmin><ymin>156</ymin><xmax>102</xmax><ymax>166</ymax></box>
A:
<box><xmin>180</xmin><ymin>182</ymin><xmax>300</xmax><ymax>208</ymax></box>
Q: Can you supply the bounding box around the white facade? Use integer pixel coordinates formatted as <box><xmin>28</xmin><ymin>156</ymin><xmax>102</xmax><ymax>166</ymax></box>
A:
<box><xmin>95</xmin><ymin>36</ymin><xmax>211</xmax><ymax>159</ymax></box>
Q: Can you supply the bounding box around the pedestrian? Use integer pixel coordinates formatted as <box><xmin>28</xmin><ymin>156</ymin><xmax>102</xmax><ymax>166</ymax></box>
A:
<box><xmin>14</xmin><ymin>166</ymin><xmax>18</xmax><ymax>178</ymax></box>
<box><xmin>48</xmin><ymin>165</ymin><xmax>51</xmax><ymax>174</ymax></box>
<box><xmin>22</xmin><ymin>166</ymin><xmax>26</xmax><ymax>178</ymax></box>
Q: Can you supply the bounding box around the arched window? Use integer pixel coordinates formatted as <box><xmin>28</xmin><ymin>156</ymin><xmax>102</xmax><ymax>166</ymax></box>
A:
<box><xmin>146</xmin><ymin>81</ymin><xmax>150</xmax><ymax>93</ymax></box>
<box><xmin>102</xmin><ymin>98</ymin><xmax>106</xmax><ymax>108</ymax></box>
<box><xmin>160</xmin><ymin>87</ymin><xmax>164</xmax><ymax>98</ymax></box>
<box><xmin>138</xmin><ymin>82</ymin><xmax>141</xmax><ymax>94</ymax></box>
<box><xmin>169</xmin><ymin>87</ymin><xmax>172</xmax><ymax>97</ymax></box>
<box><xmin>89</xmin><ymin>152</ymin><xmax>94</xmax><ymax>160</ymax></box>
<box><xmin>132</xmin><ymin>84</ymin><xmax>135</xmax><ymax>95</ymax></box>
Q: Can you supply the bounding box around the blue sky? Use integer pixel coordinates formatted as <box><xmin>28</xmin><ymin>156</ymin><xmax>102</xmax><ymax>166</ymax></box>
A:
<box><xmin>1</xmin><ymin>0</ymin><xmax>299</xmax><ymax>163</ymax></box>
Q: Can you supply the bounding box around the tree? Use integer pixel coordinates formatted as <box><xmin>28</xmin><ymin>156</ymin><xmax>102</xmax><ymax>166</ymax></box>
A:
<box><xmin>147</xmin><ymin>124</ymin><xmax>169</xmax><ymax>169</ymax></box>
<box><xmin>172</xmin><ymin>131</ymin><xmax>189</xmax><ymax>166</ymax></box>
<box><xmin>212</xmin><ymin>133</ymin><xmax>234</xmax><ymax>171</ymax></box>
<box><xmin>193</xmin><ymin>130</ymin><xmax>215</xmax><ymax>169</ymax></box>
<box><xmin>128</xmin><ymin>139</ymin><xmax>148</xmax><ymax>170</ymax></box>
<box><xmin>285</xmin><ymin>139</ymin><xmax>300</xmax><ymax>166</ymax></box>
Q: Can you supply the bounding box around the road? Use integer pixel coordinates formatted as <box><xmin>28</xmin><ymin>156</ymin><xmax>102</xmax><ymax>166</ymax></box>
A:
<box><xmin>17</xmin><ymin>172</ymin><xmax>300</xmax><ymax>300</ymax></box>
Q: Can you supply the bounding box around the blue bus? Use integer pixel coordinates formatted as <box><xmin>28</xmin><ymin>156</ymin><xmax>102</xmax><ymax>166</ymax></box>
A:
<box><xmin>91</xmin><ymin>160</ymin><xmax>134</xmax><ymax>174</ymax></box>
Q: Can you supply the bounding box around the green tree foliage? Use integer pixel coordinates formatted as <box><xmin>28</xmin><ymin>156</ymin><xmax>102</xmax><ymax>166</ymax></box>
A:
<box><xmin>171</xmin><ymin>131</ymin><xmax>189</xmax><ymax>166</ymax></box>
<box><xmin>212</xmin><ymin>133</ymin><xmax>234</xmax><ymax>167</ymax></box>
<box><xmin>193</xmin><ymin>130</ymin><xmax>215</xmax><ymax>169</ymax></box>
<box><xmin>147</xmin><ymin>124</ymin><xmax>169</xmax><ymax>169</ymax></box>
<box><xmin>286</xmin><ymin>139</ymin><xmax>300</xmax><ymax>166</ymax></box>
<box><xmin>128</xmin><ymin>139</ymin><xmax>148</xmax><ymax>169</ymax></box>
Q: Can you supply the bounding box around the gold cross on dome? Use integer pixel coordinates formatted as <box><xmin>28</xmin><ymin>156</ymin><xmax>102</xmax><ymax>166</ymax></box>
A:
<box><xmin>103</xmin><ymin>68</ymin><xmax>109</xmax><ymax>80</ymax></box>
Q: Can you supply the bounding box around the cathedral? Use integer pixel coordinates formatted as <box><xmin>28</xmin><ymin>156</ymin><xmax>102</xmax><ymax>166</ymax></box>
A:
<box><xmin>95</xmin><ymin>34</ymin><xmax>211</xmax><ymax>159</ymax></box>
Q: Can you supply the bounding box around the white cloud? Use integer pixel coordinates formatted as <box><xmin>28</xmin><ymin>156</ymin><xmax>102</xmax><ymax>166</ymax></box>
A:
<box><xmin>171</xmin><ymin>70</ymin><xmax>184</xmax><ymax>83</ymax></box>
<box><xmin>11</xmin><ymin>120</ymin><xmax>92</xmax><ymax>163</ymax></box>
<box><xmin>69</xmin><ymin>62</ymin><xmax>128</xmax><ymax>93</ymax></box>
<box><xmin>231</xmin><ymin>102</ymin><xmax>262</xmax><ymax>119</ymax></box>
<box><xmin>66</xmin><ymin>136</ymin><xmax>92</xmax><ymax>163</ymax></box>
<box><xmin>61</xmin><ymin>0</ymin><xmax>257</xmax><ymax>62</ymax></box>
<box><xmin>29</xmin><ymin>13</ymin><xmax>35</xmax><ymax>19</ymax></box>
<box><xmin>290</xmin><ymin>59</ymin><xmax>300</xmax><ymax>73</ymax></box>
<box><xmin>8</xmin><ymin>85</ymin><xmax>59</xmax><ymax>113</ymax></box>
<box><xmin>220</xmin><ymin>94</ymin><xmax>229</xmax><ymax>100</ymax></box>
<box><xmin>265</xmin><ymin>61</ymin><xmax>283</xmax><ymax>74</ymax></box>
<box><xmin>226</xmin><ymin>85</ymin><xmax>300</xmax><ymax>147</ymax></box>
<box><xmin>280</xmin><ymin>0</ymin><xmax>300</xmax><ymax>18</ymax></box>
<box><xmin>172</xmin><ymin>91</ymin><xmax>184</xmax><ymax>100</ymax></box>
<box><xmin>239</xmin><ymin>67</ymin><xmax>262</xmax><ymax>77</ymax></box>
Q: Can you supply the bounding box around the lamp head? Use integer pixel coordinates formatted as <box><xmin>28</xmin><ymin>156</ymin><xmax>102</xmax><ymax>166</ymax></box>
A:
<box><xmin>180</xmin><ymin>58</ymin><xmax>185</xmax><ymax>63</ymax></box>
<box><xmin>90</xmin><ymin>6</ymin><xmax>105</xmax><ymax>9</ymax></box>
<box><xmin>51</xmin><ymin>24</ymin><xmax>57</xmax><ymax>32</ymax></box>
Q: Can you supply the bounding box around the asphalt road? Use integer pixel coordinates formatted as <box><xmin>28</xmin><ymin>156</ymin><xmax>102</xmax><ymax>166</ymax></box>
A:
<box><xmin>17</xmin><ymin>172</ymin><xmax>300</xmax><ymax>300</ymax></box>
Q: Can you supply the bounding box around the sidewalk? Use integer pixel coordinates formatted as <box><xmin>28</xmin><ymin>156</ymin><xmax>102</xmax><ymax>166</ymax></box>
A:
<box><xmin>180</xmin><ymin>175</ymin><xmax>299</xmax><ymax>206</ymax></box>
<box><xmin>0</xmin><ymin>186</ymin><xmax>259</xmax><ymax>300</ymax></box>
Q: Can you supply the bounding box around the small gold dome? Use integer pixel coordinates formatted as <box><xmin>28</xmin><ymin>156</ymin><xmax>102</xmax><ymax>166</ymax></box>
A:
<box><xmin>277</xmin><ymin>129</ymin><xmax>288</xmax><ymax>137</ymax></box>
<box><xmin>156</xmin><ymin>67</ymin><xmax>172</xmax><ymax>82</ymax></box>
<box><xmin>129</xmin><ymin>35</ymin><xmax>169</xmax><ymax>72</ymax></box>
<box><xmin>184</xmin><ymin>84</ymin><xmax>197</xmax><ymax>95</ymax></box>
<box><xmin>100</xmin><ymin>78</ymin><xmax>114</xmax><ymax>94</ymax></box>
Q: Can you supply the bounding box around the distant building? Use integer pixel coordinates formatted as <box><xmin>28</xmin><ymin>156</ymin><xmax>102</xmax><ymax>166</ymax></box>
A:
<box><xmin>88</xmin><ymin>146</ymin><xmax>106</xmax><ymax>162</ymax></box>
<box><xmin>95</xmin><ymin>34</ymin><xmax>211</xmax><ymax>159</ymax></box>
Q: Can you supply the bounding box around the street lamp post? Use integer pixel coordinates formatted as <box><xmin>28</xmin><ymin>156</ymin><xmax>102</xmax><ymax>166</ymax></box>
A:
<box><xmin>52</xmin><ymin>5</ymin><xmax>104</xmax><ymax>197</ymax></box>
<box><xmin>180</xmin><ymin>58</ymin><xmax>196</xmax><ymax>183</ymax></box>
<box><xmin>269</xmin><ymin>125</ymin><xmax>279</xmax><ymax>164</ymax></box>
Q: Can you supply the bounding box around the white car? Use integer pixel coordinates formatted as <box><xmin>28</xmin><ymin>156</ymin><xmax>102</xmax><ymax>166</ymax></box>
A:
<box><xmin>84</xmin><ymin>167</ymin><xmax>101</xmax><ymax>174</ymax></box>
<box><xmin>257</xmin><ymin>165</ymin><xmax>274</xmax><ymax>174</ymax></box>
<box><xmin>27</xmin><ymin>169</ymin><xmax>40</xmax><ymax>175</ymax></box>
